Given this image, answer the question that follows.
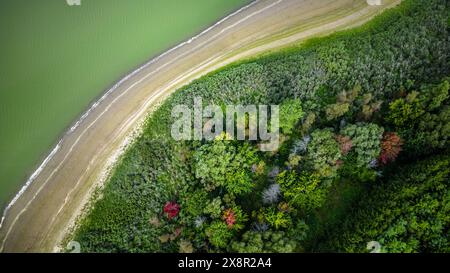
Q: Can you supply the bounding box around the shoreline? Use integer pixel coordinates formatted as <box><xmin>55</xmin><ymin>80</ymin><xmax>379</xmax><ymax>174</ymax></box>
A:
<box><xmin>0</xmin><ymin>0</ymin><xmax>260</xmax><ymax>232</ymax></box>
<box><xmin>0</xmin><ymin>0</ymin><xmax>400</xmax><ymax>252</ymax></box>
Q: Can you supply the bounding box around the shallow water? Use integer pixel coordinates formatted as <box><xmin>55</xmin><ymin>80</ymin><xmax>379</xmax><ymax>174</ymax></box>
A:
<box><xmin>0</xmin><ymin>0</ymin><xmax>249</xmax><ymax>208</ymax></box>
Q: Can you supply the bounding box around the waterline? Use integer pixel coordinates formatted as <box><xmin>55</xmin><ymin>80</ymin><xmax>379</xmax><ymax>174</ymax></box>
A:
<box><xmin>0</xmin><ymin>0</ymin><xmax>260</xmax><ymax>232</ymax></box>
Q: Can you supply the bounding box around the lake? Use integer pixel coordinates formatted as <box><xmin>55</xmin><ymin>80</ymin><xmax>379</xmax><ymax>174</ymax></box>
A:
<box><xmin>0</xmin><ymin>0</ymin><xmax>249</xmax><ymax>208</ymax></box>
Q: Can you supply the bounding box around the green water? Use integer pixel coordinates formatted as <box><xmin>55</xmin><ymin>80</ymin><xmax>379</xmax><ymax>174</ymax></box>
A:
<box><xmin>0</xmin><ymin>0</ymin><xmax>250</xmax><ymax>208</ymax></box>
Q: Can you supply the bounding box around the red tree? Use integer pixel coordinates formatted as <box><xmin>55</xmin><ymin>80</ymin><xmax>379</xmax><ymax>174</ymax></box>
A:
<box><xmin>163</xmin><ymin>202</ymin><xmax>180</xmax><ymax>219</ymax></box>
<box><xmin>379</xmin><ymin>132</ymin><xmax>403</xmax><ymax>164</ymax></box>
<box><xmin>222</xmin><ymin>208</ymin><xmax>236</xmax><ymax>228</ymax></box>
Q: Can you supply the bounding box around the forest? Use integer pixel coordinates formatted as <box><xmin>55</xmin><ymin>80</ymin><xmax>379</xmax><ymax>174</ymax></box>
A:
<box><xmin>72</xmin><ymin>0</ymin><xmax>449</xmax><ymax>253</ymax></box>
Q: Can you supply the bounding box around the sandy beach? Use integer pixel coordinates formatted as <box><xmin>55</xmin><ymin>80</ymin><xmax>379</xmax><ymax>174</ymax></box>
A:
<box><xmin>0</xmin><ymin>0</ymin><xmax>400</xmax><ymax>252</ymax></box>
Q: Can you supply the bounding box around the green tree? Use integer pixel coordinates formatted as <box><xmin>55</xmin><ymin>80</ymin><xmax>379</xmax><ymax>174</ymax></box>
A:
<box><xmin>279</xmin><ymin>99</ymin><xmax>304</xmax><ymax>135</ymax></box>
<box><xmin>193</xmin><ymin>140</ymin><xmax>258</xmax><ymax>194</ymax></box>
<box><xmin>340</xmin><ymin>123</ymin><xmax>384</xmax><ymax>167</ymax></box>
<box><xmin>325</xmin><ymin>102</ymin><xmax>350</xmax><ymax>121</ymax></box>
<box><xmin>300</xmin><ymin>112</ymin><xmax>316</xmax><ymax>135</ymax></box>
<box><xmin>276</xmin><ymin>170</ymin><xmax>327</xmax><ymax>212</ymax></box>
<box><xmin>307</xmin><ymin>129</ymin><xmax>342</xmax><ymax>177</ymax></box>
<box><xmin>264</xmin><ymin>207</ymin><xmax>292</xmax><ymax>229</ymax></box>
<box><xmin>410</xmin><ymin>106</ymin><xmax>450</xmax><ymax>152</ymax></box>
<box><xmin>205</xmin><ymin>221</ymin><xmax>234</xmax><ymax>249</ymax></box>
<box><xmin>181</xmin><ymin>189</ymin><xmax>209</xmax><ymax>217</ymax></box>
<box><xmin>387</xmin><ymin>93</ymin><xmax>425</xmax><ymax>128</ymax></box>
<box><xmin>323</xmin><ymin>156</ymin><xmax>450</xmax><ymax>253</ymax></box>
<box><xmin>231</xmin><ymin>230</ymin><xmax>298</xmax><ymax>253</ymax></box>
<box><xmin>387</xmin><ymin>80</ymin><xmax>449</xmax><ymax>155</ymax></box>
<box><xmin>419</xmin><ymin>80</ymin><xmax>449</xmax><ymax>111</ymax></box>
<box><xmin>204</xmin><ymin>197</ymin><xmax>224</xmax><ymax>219</ymax></box>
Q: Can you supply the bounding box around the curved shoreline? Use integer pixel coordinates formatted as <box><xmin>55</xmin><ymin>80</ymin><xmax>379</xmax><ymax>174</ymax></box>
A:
<box><xmin>0</xmin><ymin>0</ymin><xmax>400</xmax><ymax>252</ymax></box>
<box><xmin>0</xmin><ymin>0</ymin><xmax>260</xmax><ymax>233</ymax></box>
